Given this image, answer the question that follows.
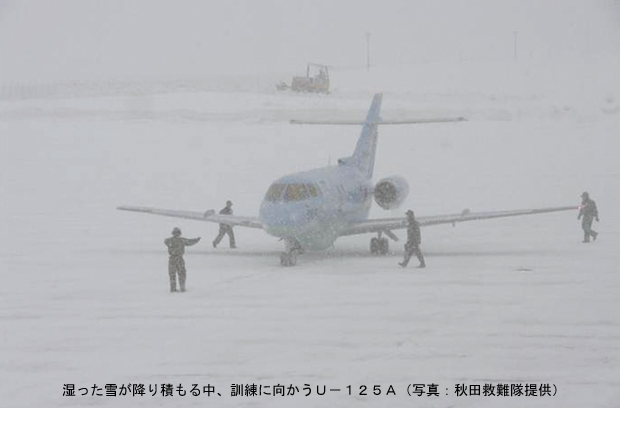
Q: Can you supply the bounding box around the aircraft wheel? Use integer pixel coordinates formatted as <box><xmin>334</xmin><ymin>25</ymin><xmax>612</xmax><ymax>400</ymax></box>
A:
<box><xmin>280</xmin><ymin>253</ymin><xmax>290</xmax><ymax>266</ymax></box>
<box><xmin>370</xmin><ymin>237</ymin><xmax>380</xmax><ymax>255</ymax></box>
<box><xmin>378</xmin><ymin>238</ymin><xmax>389</xmax><ymax>255</ymax></box>
<box><xmin>280</xmin><ymin>252</ymin><xmax>297</xmax><ymax>267</ymax></box>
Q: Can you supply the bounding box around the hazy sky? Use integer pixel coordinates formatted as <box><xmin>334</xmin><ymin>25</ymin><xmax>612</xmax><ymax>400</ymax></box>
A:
<box><xmin>1</xmin><ymin>0</ymin><xmax>618</xmax><ymax>82</ymax></box>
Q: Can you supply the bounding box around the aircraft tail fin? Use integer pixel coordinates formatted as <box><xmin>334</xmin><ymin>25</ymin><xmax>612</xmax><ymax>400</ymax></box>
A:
<box><xmin>351</xmin><ymin>93</ymin><xmax>382</xmax><ymax>178</ymax></box>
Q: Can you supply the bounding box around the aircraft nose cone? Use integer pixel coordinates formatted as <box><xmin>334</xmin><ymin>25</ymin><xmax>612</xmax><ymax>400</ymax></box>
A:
<box><xmin>259</xmin><ymin>202</ymin><xmax>312</xmax><ymax>235</ymax></box>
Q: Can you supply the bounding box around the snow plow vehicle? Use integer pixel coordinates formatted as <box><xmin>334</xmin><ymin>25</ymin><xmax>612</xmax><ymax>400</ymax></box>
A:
<box><xmin>277</xmin><ymin>63</ymin><xmax>330</xmax><ymax>94</ymax></box>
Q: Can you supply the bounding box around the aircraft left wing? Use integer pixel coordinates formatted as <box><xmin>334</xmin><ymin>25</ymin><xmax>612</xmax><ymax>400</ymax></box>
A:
<box><xmin>339</xmin><ymin>205</ymin><xmax>578</xmax><ymax>237</ymax></box>
<box><xmin>117</xmin><ymin>206</ymin><xmax>263</xmax><ymax>229</ymax></box>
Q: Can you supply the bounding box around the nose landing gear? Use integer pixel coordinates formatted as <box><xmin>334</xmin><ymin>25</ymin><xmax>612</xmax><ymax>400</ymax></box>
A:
<box><xmin>280</xmin><ymin>238</ymin><xmax>303</xmax><ymax>266</ymax></box>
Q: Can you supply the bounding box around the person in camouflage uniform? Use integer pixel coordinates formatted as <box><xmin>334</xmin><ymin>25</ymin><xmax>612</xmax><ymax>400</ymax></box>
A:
<box><xmin>212</xmin><ymin>200</ymin><xmax>236</xmax><ymax>248</ymax></box>
<box><xmin>578</xmin><ymin>192</ymin><xmax>599</xmax><ymax>243</ymax></box>
<box><xmin>399</xmin><ymin>210</ymin><xmax>426</xmax><ymax>268</ymax></box>
<box><xmin>164</xmin><ymin>227</ymin><xmax>200</xmax><ymax>292</ymax></box>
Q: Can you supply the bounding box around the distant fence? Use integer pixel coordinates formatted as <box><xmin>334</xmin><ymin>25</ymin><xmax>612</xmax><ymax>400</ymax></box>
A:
<box><xmin>0</xmin><ymin>75</ymin><xmax>283</xmax><ymax>101</ymax></box>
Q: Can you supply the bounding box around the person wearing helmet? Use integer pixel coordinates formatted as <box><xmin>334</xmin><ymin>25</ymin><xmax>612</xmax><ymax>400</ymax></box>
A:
<box><xmin>578</xmin><ymin>192</ymin><xmax>599</xmax><ymax>243</ymax></box>
<box><xmin>164</xmin><ymin>227</ymin><xmax>201</xmax><ymax>292</ymax></box>
<box><xmin>399</xmin><ymin>209</ymin><xmax>426</xmax><ymax>268</ymax></box>
<box><xmin>212</xmin><ymin>200</ymin><xmax>236</xmax><ymax>249</ymax></box>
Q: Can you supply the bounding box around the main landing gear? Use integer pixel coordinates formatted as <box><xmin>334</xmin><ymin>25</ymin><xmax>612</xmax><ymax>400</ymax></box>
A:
<box><xmin>280</xmin><ymin>238</ymin><xmax>302</xmax><ymax>267</ymax></box>
<box><xmin>370</xmin><ymin>233</ymin><xmax>389</xmax><ymax>255</ymax></box>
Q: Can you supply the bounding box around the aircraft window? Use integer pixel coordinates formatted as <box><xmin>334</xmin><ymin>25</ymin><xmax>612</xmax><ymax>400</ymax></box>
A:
<box><xmin>284</xmin><ymin>184</ymin><xmax>309</xmax><ymax>201</ymax></box>
<box><xmin>265</xmin><ymin>183</ymin><xmax>285</xmax><ymax>201</ymax></box>
<box><xmin>307</xmin><ymin>184</ymin><xmax>320</xmax><ymax>197</ymax></box>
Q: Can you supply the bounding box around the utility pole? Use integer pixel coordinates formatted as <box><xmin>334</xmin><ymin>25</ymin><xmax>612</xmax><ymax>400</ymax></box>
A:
<box><xmin>366</xmin><ymin>32</ymin><xmax>371</xmax><ymax>71</ymax></box>
<box><xmin>513</xmin><ymin>31</ymin><xmax>518</xmax><ymax>61</ymax></box>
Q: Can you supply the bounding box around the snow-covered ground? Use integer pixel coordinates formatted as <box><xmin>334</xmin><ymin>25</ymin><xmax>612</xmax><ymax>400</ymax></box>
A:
<box><xmin>1</xmin><ymin>58</ymin><xmax>618</xmax><ymax>407</ymax></box>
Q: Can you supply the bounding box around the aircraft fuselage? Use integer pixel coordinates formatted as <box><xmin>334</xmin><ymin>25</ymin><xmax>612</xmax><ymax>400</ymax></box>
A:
<box><xmin>259</xmin><ymin>164</ymin><xmax>374</xmax><ymax>251</ymax></box>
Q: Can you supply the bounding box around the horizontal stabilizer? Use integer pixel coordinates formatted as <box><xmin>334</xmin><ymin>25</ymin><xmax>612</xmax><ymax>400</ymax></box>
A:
<box><xmin>290</xmin><ymin>117</ymin><xmax>466</xmax><ymax>125</ymax></box>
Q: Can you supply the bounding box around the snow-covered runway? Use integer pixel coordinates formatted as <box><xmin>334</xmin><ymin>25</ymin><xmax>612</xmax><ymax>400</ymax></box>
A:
<box><xmin>1</xmin><ymin>64</ymin><xmax>618</xmax><ymax>406</ymax></box>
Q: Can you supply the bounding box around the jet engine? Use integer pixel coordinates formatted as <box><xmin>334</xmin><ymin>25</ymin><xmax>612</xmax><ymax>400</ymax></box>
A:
<box><xmin>374</xmin><ymin>176</ymin><xmax>409</xmax><ymax>210</ymax></box>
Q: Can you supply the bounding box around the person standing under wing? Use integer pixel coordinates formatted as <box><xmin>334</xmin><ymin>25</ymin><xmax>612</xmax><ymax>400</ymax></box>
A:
<box><xmin>165</xmin><ymin>227</ymin><xmax>201</xmax><ymax>292</ymax></box>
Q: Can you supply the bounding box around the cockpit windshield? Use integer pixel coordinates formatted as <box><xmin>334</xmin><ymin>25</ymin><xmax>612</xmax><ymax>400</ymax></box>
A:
<box><xmin>265</xmin><ymin>183</ymin><xmax>285</xmax><ymax>201</ymax></box>
<box><xmin>284</xmin><ymin>184</ymin><xmax>309</xmax><ymax>201</ymax></box>
<box><xmin>307</xmin><ymin>184</ymin><xmax>319</xmax><ymax>197</ymax></box>
<box><xmin>265</xmin><ymin>182</ymin><xmax>322</xmax><ymax>202</ymax></box>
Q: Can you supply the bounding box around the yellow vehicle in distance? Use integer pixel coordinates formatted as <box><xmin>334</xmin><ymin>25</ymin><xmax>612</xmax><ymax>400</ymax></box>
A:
<box><xmin>277</xmin><ymin>63</ymin><xmax>330</xmax><ymax>94</ymax></box>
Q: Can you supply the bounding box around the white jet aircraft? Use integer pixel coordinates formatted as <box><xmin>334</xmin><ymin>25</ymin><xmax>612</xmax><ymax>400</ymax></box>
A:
<box><xmin>118</xmin><ymin>93</ymin><xmax>576</xmax><ymax>266</ymax></box>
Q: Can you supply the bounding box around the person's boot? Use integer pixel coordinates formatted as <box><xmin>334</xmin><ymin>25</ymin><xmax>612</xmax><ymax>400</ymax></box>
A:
<box><xmin>179</xmin><ymin>281</ymin><xmax>186</xmax><ymax>293</ymax></box>
<box><xmin>170</xmin><ymin>282</ymin><xmax>177</xmax><ymax>293</ymax></box>
<box><xmin>398</xmin><ymin>261</ymin><xmax>408</xmax><ymax>267</ymax></box>
<box><xmin>592</xmin><ymin>232</ymin><xmax>598</xmax><ymax>241</ymax></box>
<box><xmin>212</xmin><ymin>240</ymin><xmax>217</xmax><ymax>248</ymax></box>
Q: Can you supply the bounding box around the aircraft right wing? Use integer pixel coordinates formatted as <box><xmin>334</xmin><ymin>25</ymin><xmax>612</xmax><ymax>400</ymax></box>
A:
<box><xmin>117</xmin><ymin>206</ymin><xmax>263</xmax><ymax>229</ymax></box>
<box><xmin>339</xmin><ymin>205</ymin><xmax>578</xmax><ymax>237</ymax></box>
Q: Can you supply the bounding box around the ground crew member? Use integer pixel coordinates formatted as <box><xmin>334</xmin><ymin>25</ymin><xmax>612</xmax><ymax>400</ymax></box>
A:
<box><xmin>212</xmin><ymin>200</ymin><xmax>236</xmax><ymax>248</ymax></box>
<box><xmin>399</xmin><ymin>209</ymin><xmax>426</xmax><ymax>268</ymax></box>
<box><xmin>164</xmin><ymin>227</ymin><xmax>200</xmax><ymax>292</ymax></box>
<box><xmin>578</xmin><ymin>192</ymin><xmax>599</xmax><ymax>243</ymax></box>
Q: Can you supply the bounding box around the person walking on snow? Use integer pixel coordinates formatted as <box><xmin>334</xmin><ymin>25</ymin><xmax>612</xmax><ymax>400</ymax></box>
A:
<box><xmin>578</xmin><ymin>192</ymin><xmax>599</xmax><ymax>243</ymax></box>
<box><xmin>399</xmin><ymin>209</ymin><xmax>426</xmax><ymax>268</ymax></box>
<box><xmin>212</xmin><ymin>200</ymin><xmax>236</xmax><ymax>248</ymax></box>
